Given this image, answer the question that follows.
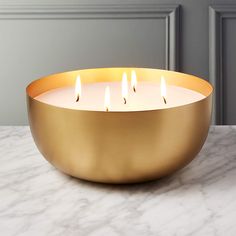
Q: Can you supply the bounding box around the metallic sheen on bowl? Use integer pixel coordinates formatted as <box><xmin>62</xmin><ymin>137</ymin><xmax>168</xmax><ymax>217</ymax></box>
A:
<box><xmin>26</xmin><ymin>68</ymin><xmax>213</xmax><ymax>183</ymax></box>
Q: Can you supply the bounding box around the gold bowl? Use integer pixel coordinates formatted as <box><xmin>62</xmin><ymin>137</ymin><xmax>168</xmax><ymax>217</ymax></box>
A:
<box><xmin>26</xmin><ymin>68</ymin><xmax>213</xmax><ymax>184</ymax></box>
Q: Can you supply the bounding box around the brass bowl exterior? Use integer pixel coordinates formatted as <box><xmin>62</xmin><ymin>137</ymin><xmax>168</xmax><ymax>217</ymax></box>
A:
<box><xmin>27</xmin><ymin>68</ymin><xmax>213</xmax><ymax>183</ymax></box>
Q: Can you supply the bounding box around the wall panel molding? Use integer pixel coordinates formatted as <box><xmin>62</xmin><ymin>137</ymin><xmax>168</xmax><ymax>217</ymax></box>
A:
<box><xmin>209</xmin><ymin>5</ymin><xmax>236</xmax><ymax>124</ymax></box>
<box><xmin>0</xmin><ymin>4</ymin><xmax>180</xmax><ymax>70</ymax></box>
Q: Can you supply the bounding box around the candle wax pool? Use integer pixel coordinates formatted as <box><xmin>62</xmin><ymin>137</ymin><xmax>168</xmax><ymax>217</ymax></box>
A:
<box><xmin>35</xmin><ymin>82</ymin><xmax>205</xmax><ymax>111</ymax></box>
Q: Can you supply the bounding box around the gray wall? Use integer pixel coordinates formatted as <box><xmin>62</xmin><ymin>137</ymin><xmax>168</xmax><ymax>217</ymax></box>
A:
<box><xmin>0</xmin><ymin>0</ymin><xmax>235</xmax><ymax>125</ymax></box>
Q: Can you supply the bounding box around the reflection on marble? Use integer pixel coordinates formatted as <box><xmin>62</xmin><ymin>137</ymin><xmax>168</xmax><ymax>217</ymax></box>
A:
<box><xmin>0</xmin><ymin>126</ymin><xmax>236</xmax><ymax>236</ymax></box>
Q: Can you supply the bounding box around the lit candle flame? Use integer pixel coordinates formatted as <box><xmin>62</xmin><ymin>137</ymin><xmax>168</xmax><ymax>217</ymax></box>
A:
<box><xmin>104</xmin><ymin>86</ymin><xmax>110</xmax><ymax>112</ymax></box>
<box><xmin>131</xmin><ymin>70</ymin><xmax>137</xmax><ymax>92</ymax></box>
<box><xmin>161</xmin><ymin>76</ymin><xmax>167</xmax><ymax>104</ymax></box>
<box><xmin>75</xmin><ymin>75</ymin><xmax>81</xmax><ymax>102</ymax></box>
<box><xmin>122</xmin><ymin>72</ymin><xmax>128</xmax><ymax>104</ymax></box>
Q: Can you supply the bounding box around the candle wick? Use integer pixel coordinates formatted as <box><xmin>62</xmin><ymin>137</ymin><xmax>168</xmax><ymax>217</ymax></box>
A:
<box><xmin>76</xmin><ymin>95</ymin><xmax>80</xmax><ymax>102</ymax></box>
<box><xmin>123</xmin><ymin>97</ymin><xmax>127</xmax><ymax>104</ymax></box>
<box><xmin>133</xmin><ymin>86</ymin><xmax>136</xmax><ymax>93</ymax></box>
<box><xmin>163</xmin><ymin>96</ymin><xmax>167</xmax><ymax>104</ymax></box>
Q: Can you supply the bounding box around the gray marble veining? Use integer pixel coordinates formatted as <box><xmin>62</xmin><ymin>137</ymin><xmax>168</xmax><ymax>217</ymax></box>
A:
<box><xmin>0</xmin><ymin>126</ymin><xmax>236</xmax><ymax>236</ymax></box>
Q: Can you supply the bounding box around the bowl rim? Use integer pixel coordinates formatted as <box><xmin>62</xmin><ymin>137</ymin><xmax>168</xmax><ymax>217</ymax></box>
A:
<box><xmin>26</xmin><ymin>67</ymin><xmax>213</xmax><ymax>114</ymax></box>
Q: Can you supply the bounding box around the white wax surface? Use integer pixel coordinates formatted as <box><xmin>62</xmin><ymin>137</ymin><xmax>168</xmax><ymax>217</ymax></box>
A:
<box><xmin>35</xmin><ymin>82</ymin><xmax>205</xmax><ymax>111</ymax></box>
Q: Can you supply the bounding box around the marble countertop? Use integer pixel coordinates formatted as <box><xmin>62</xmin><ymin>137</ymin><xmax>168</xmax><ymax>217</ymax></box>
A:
<box><xmin>0</xmin><ymin>126</ymin><xmax>236</xmax><ymax>236</ymax></box>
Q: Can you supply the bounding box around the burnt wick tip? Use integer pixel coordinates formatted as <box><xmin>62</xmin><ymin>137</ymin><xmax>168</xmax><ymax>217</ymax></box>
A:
<box><xmin>163</xmin><ymin>96</ymin><xmax>167</xmax><ymax>104</ymax></box>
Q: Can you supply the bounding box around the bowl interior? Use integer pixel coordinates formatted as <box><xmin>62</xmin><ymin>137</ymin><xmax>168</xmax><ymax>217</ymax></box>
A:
<box><xmin>26</xmin><ymin>68</ymin><xmax>213</xmax><ymax>100</ymax></box>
